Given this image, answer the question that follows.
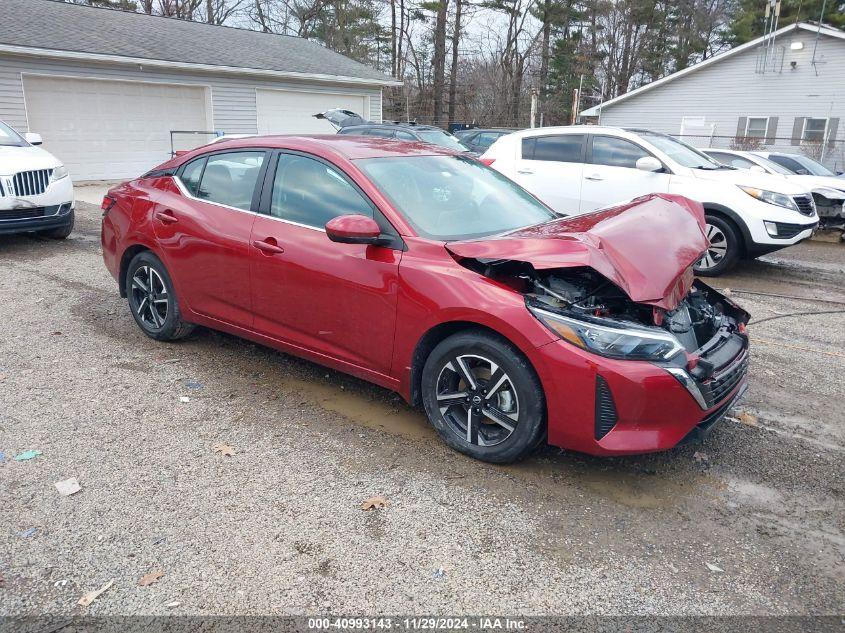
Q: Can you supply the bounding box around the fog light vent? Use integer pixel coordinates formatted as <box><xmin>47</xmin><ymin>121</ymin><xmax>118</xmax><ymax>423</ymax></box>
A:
<box><xmin>595</xmin><ymin>375</ymin><xmax>618</xmax><ymax>440</ymax></box>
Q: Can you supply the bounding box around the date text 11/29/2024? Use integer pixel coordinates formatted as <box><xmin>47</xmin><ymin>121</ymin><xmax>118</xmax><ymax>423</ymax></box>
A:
<box><xmin>307</xmin><ymin>617</ymin><xmax>527</xmax><ymax>630</ymax></box>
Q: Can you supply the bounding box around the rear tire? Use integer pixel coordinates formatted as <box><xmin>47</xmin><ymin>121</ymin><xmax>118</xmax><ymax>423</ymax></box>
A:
<box><xmin>39</xmin><ymin>210</ymin><xmax>74</xmax><ymax>239</ymax></box>
<box><xmin>421</xmin><ymin>330</ymin><xmax>546</xmax><ymax>463</ymax></box>
<box><xmin>125</xmin><ymin>251</ymin><xmax>194</xmax><ymax>341</ymax></box>
<box><xmin>694</xmin><ymin>215</ymin><xmax>740</xmax><ymax>277</ymax></box>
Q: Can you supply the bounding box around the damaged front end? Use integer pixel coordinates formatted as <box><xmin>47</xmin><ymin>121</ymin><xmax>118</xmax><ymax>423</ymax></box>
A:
<box><xmin>449</xmin><ymin>195</ymin><xmax>750</xmax><ymax>417</ymax></box>
<box><xmin>469</xmin><ymin>258</ymin><xmax>751</xmax><ymax>414</ymax></box>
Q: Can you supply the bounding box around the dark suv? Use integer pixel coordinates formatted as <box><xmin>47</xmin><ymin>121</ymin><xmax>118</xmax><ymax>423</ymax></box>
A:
<box><xmin>454</xmin><ymin>128</ymin><xmax>518</xmax><ymax>153</ymax></box>
<box><xmin>337</xmin><ymin>122</ymin><xmax>471</xmax><ymax>153</ymax></box>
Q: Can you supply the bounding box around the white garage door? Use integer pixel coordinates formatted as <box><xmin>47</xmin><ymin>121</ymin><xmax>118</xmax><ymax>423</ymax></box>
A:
<box><xmin>23</xmin><ymin>75</ymin><xmax>211</xmax><ymax>181</ymax></box>
<box><xmin>257</xmin><ymin>89</ymin><xmax>368</xmax><ymax>135</ymax></box>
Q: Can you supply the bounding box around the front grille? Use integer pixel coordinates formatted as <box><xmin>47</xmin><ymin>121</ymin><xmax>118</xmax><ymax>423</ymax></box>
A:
<box><xmin>677</xmin><ymin>382</ymin><xmax>747</xmax><ymax>446</ymax></box>
<box><xmin>792</xmin><ymin>195</ymin><xmax>815</xmax><ymax>216</ymax></box>
<box><xmin>0</xmin><ymin>179</ymin><xmax>4</xmax><ymax>196</ymax></box>
<box><xmin>13</xmin><ymin>169</ymin><xmax>52</xmax><ymax>197</ymax></box>
<box><xmin>699</xmin><ymin>353</ymin><xmax>749</xmax><ymax>408</ymax></box>
<box><xmin>594</xmin><ymin>375</ymin><xmax>618</xmax><ymax>440</ymax></box>
<box><xmin>773</xmin><ymin>221</ymin><xmax>815</xmax><ymax>238</ymax></box>
<box><xmin>0</xmin><ymin>207</ymin><xmax>46</xmax><ymax>221</ymax></box>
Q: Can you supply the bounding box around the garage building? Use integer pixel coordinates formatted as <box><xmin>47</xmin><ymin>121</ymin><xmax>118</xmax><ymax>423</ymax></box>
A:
<box><xmin>0</xmin><ymin>0</ymin><xmax>399</xmax><ymax>181</ymax></box>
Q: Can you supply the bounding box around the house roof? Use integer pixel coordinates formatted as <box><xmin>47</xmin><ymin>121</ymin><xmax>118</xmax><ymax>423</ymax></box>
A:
<box><xmin>0</xmin><ymin>0</ymin><xmax>400</xmax><ymax>87</ymax></box>
<box><xmin>581</xmin><ymin>22</ymin><xmax>845</xmax><ymax>116</ymax></box>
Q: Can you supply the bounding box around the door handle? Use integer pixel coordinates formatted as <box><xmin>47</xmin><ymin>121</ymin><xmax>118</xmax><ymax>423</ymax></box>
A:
<box><xmin>154</xmin><ymin>209</ymin><xmax>178</xmax><ymax>224</ymax></box>
<box><xmin>253</xmin><ymin>239</ymin><xmax>285</xmax><ymax>255</ymax></box>
<box><xmin>517</xmin><ymin>168</ymin><xmax>534</xmax><ymax>174</ymax></box>
<box><xmin>585</xmin><ymin>174</ymin><xmax>604</xmax><ymax>181</ymax></box>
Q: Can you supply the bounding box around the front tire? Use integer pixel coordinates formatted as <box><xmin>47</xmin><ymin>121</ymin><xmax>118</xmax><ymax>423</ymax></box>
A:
<box><xmin>421</xmin><ymin>331</ymin><xmax>546</xmax><ymax>463</ymax></box>
<box><xmin>125</xmin><ymin>251</ymin><xmax>194</xmax><ymax>341</ymax></box>
<box><xmin>694</xmin><ymin>215</ymin><xmax>740</xmax><ymax>276</ymax></box>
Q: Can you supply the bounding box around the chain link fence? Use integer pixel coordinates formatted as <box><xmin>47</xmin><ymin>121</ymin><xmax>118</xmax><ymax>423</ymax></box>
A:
<box><xmin>650</xmin><ymin>134</ymin><xmax>843</xmax><ymax>174</ymax></box>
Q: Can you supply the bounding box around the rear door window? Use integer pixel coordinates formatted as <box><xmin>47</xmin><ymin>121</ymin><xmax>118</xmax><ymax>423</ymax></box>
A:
<box><xmin>196</xmin><ymin>151</ymin><xmax>266</xmax><ymax>211</ymax></box>
<box><xmin>522</xmin><ymin>135</ymin><xmax>585</xmax><ymax>163</ymax></box>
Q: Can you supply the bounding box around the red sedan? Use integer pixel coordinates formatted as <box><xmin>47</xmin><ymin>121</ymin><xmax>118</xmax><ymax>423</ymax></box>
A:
<box><xmin>101</xmin><ymin>136</ymin><xmax>749</xmax><ymax>462</ymax></box>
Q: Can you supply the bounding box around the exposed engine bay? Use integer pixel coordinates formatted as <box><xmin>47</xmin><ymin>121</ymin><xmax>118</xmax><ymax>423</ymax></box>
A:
<box><xmin>813</xmin><ymin>188</ymin><xmax>845</xmax><ymax>232</ymax></box>
<box><xmin>463</xmin><ymin>258</ymin><xmax>749</xmax><ymax>357</ymax></box>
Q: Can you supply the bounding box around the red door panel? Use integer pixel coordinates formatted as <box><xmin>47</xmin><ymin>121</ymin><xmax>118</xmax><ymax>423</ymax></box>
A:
<box><xmin>250</xmin><ymin>216</ymin><xmax>400</xmax><ymax>374</ymax></box>
<box><xmin>152</xmin><ymin>179</ymin><xmax>256</xmax><ymax>328</ymax></box>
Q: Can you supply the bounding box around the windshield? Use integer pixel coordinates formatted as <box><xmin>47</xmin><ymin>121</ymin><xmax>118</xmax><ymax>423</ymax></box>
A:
<box><xmin>357</xmin><ymin>155</ymin><xmax>557</xmax><ymax>240</ymax></box>
<box><xmin>793</xmin><ymin>155</ymin><xmax>836</xmax><ymax>177</ymax></box>
<box><xmin>416</xmin><ymin>130</ymin><xmax>470</xmax><ymax>152</ymax></box>
<box><xmin>755</xmin><ymin>155</ymin><xmax>794</xmax><ymax>175</ymax></box>
<box><xmin>637</xmin><ymin>131</ymin><xmax>724</xmax><ymax>169</ymax></box>
<box><xmin>0</xmin><ymin>121</ymin><xmax>26</xmax><ymax>147</ymax></box>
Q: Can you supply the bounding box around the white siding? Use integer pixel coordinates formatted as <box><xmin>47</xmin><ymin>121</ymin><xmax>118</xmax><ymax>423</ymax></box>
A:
<box><xmin>0</xmin><ymin>52</ymin><xmax>383</xmax><ymax>138</ymax></box>
<box><xmin>592</xmin><ymin>30</ymin><xmax>845</xmax><ymax>170</ymax></box>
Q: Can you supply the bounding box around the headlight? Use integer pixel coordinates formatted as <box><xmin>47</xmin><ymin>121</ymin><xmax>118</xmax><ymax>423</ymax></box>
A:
<box><xmin>527</xmin><ymin>305</ymin><xmax>684</xmax><ymax>361</ymax></box>
<box><xmin>738</xmin><ymin>185</ymin><xmax>798</xmax><ymax>211</ymax></box>
<box><xmin>50</xmin><ymin>165</ymin><xmax>69</xmax><ymax>181</ymax></box>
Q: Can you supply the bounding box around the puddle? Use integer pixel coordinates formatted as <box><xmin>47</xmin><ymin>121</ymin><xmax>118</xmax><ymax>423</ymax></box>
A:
<box><xmin>278</xmin><ymin>375</ymin><xmax>435</xmax><ymax>441</ymax></box>
<box><xmin>500</xmin><ymin>456</ymin><xmax>721</xmax><ymax>509</ymax></box>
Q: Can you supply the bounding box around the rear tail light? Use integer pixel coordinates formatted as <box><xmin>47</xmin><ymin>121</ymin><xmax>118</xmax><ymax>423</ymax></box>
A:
<box><xmin>478</xmin><ymin>157</ymin><xmax>496</xmax><ymax>167</ymax></box>
<box><xmin>101</xmin><ymin>195</ymin><xmax>116</xmax><ymax>215</ymax></box>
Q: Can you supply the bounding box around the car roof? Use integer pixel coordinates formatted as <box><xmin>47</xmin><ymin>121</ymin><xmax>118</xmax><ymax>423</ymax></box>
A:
<box><xmin>175</xmin><ymin>134</ymin><xmax>459</xmax><ymax>162</ymax></box>
<box><xmin>504</xmin><ymin>125</ymin><xmax>651</xmax><ymax>139</ymax></box>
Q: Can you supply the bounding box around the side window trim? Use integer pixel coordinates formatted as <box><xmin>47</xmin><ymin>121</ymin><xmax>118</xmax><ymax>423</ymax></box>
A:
<box><xmin>257</xmin><ymin>149</ymin><xmax>405</xmax><ymax>250</ymax></box>
<box><xmin>175</xmin><ymin>148</ymin><xmax>271</xmax><ymax>213</ymax></box>
<box><xmin>586</xmin><ymin>135</ymin><xmax>671</xmax><ymax>173</ymax></box>
<box><xmin>177</xmin><ymin>155</ymin><xmax>208</xmax><ymax>196</ymax></box>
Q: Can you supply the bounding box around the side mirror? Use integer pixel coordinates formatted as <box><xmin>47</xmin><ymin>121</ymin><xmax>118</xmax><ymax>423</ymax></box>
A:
<box><xmin>325</xmin><ymin>214</ymin><xmax>383</xmax><ymax>245</ymax></box>
<box><xmin>25</xmin><ymin>132</ymin><xmax>43</xmax><ymax>145</ymax></box>
<box><xmin>749</xmin><ymin>165</ymin><xmax>766</xmax><ymax>173</ymax></box>
<box><xmin>797</xmin><ymin>168</ymin><xmax>810</xmax><ymax>175</ymax></box>
<box><xmin>635</xmin><ymin>156</ymin><xmax>663</xmax><ymax>172</ymax></box>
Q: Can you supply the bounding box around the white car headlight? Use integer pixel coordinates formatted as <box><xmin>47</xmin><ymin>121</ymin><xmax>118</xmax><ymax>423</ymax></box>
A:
<box><xmin>527</xmin><ymin>305</ymin><xmax>685</xmax><ymax>361</ymax></box>
<box><xmin>738</xmin><ymin>185</ymin><xmax>798</xmax><ymax>211</ymax></box>
<box><xmin>50</xmin><ymin>165</ymin><xmax>69</xmax><ymax>181</ymax></box>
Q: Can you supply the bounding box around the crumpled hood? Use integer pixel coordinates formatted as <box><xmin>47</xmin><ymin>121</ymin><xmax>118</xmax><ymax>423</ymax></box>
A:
<box><xmin>791</xmin><ymin>174</ymin><xmax>845</xmax><ymax>195</ymax></box>
<box><xmin>0</xmin><ymin>145</ymin><xmax>61</xmax><ymax>175</ymax></box>
<box><xmin>445</xmin><ymin>193</ymin><xmax>708</xmax><ymax>311</ymax></box>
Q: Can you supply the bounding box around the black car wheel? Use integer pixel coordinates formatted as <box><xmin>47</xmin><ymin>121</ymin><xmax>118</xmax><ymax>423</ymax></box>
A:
<box><xmin>693</xmin><ymin>215</ymin><xmax>740</xmax><ymax>277</ymax></box>
<box><xmin>421</xmin><ymin>330</ymin><xmax>546</xmax><ymax>463</ymax></box>
<box><xmin>125</xmin><ymin>251</ymin><xmax>194</xmax><ymax>341</ymax></box>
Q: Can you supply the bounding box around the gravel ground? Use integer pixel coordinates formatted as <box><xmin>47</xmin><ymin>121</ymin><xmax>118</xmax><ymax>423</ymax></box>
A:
<box><xmin>1</xmin><ymin>202</ymin><xmax>843</xmax><ymax>617</ymax></box>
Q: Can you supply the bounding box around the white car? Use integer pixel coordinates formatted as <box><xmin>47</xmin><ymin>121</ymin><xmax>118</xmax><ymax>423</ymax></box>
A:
<box><xmin>756</xmin><ymin>151</ymin><xmax>844</xmax><ymax>179</ymax></box>
<box><xmin>481</xmin><ymin>126</ymin><xmax>818</xmax><ymax>275</ymax></box>
<box><xmin>0</xmin><ymin>120</ymin><xmax>74</xmax><ymax>238</ymax></box>
<box><xmin>701</xmin><ymin>148</ymin><xmax>845</xmax><ymax>226</ymax></box>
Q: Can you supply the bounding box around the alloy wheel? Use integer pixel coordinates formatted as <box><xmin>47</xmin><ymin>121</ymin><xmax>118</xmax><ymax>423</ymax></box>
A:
<box><xmin>130</xmin><ymin>265</ymin><xmax>169</xmax><ymax>329</ymax></box>
<box><xmin>697</xmin><ymin>222</ymin><xmax>728</xmax><ymax>270</ymax></box>
<box><xmin>435</xmin><ymin>354</ymin><xmax>520</xmax><ymax>447</ymax></box>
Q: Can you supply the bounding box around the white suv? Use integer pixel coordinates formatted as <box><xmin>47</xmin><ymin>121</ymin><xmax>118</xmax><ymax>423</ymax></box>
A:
<box><xmin>481</xmin><ymin>126</ymin><xmax>818</xmax><ymax>275</ymax></box>
<box><xmin>0</xmin><ymin>120</ymin><xmax>74</xmax><ymax>238</ymax></box>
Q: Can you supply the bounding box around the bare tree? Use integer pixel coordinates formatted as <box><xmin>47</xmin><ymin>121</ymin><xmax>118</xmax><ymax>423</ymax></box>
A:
<box><xmin>431</xmin><ymin>0</ymin><xmax>450</xmax><ymax>125</ymax></box>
